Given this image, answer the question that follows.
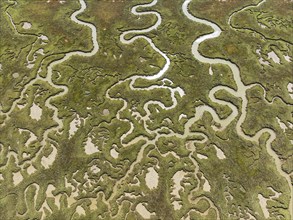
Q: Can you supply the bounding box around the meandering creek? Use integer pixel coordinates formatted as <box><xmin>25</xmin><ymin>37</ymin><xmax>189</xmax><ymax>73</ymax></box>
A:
<box><xmin>1</xmin><ymin>0</ymin><xmax>291</xmax><ymax>218</ymax></box>
<box><xmin>106</xmin><ymin>0</ymin><xmax>220</xmax><ymax>218</ymax></box>
<box><xmin>183</xmin><ymin>0</ymin><xmax>292</xmax><ymax>217</ymax></box>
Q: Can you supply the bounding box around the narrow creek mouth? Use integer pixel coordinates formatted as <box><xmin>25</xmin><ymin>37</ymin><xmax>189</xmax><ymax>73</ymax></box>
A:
<box><xmin>0</xmin><ymin>0</ymin><xmax>292</xmax><ymax>219</ymax></box>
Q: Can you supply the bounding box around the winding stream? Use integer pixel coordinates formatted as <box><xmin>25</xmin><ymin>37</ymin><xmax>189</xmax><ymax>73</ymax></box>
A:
<box><xmin>1</xmin><ymin>0</ymin><xmax>99</xmax><ymax>168</ymax></box>
<box><xmin>183</xmin><ymin>0</ymin><xmax>292</xmax><ymax>217</ymax></box>
<box><xmin>106</xmin><ymin>0</ymin><xmax>220</xmax><ymax>218</ymax></box>
<box><xmin>2</xmin><ymin>0</ymin><xmax>291</xmax><ymax>218</ymax></box>
<box><xmin>41</xmin><ymin>0</ymin><xmax>99</xmax><ymax>145</ymax></box>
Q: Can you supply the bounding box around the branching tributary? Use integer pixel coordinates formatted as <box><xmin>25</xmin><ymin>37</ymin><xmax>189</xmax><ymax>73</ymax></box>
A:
<box><xmin>1</xmin><ymin>0</ymin><xmax>99</xmax><ymax>169</ymax></box>
<box><xmin>183</xmin><ymin>0</ymin><xmax>292</xmax><ymax>217</ymax></box>
<box><xmin>1</xmin><ymin>0</ymin><xmax>291</xmax><ymax>218</ymax></box>
<box><xmin>105</xmin><ymin>0</ymin><xmax>220</xmax><ymax>217</ymax></box>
